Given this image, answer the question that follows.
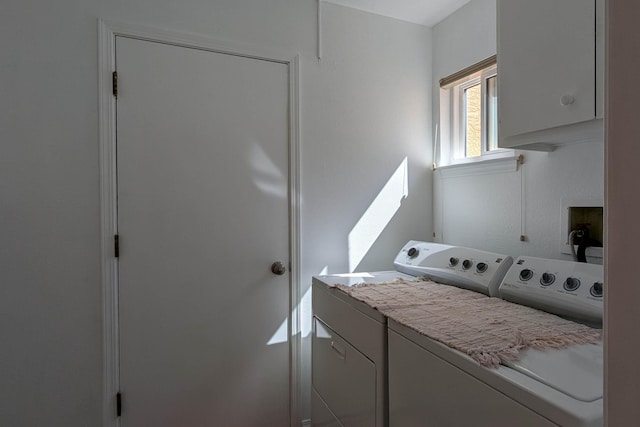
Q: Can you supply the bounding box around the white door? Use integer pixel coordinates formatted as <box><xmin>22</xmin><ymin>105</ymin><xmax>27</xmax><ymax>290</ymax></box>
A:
<box><xmin>115</xmin><ymin>36</ymin><xmax>291</xmax><ymax>426</ymax></box>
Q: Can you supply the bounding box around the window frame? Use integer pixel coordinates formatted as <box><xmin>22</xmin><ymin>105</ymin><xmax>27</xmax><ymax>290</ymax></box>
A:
<box><xmin>437</xmin><ymin>58</ymin><xmax>513</xmax><ymax>167</ymax></box>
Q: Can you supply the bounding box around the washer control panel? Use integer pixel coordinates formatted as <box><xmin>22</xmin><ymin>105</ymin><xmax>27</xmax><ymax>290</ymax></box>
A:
<box><xmin>394</xmin><ymin>241</ymin><xmax>513</xmax><ymax>297</ymax></box>
<box><xmin>499</xmin><ymin>256</ymin><xmax>603</xmax><ymax>324</ymax></box>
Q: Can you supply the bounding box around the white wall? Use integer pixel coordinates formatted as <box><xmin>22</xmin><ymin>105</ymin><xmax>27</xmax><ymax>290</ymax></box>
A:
<box><xmin>300</xmin><ymin>4</ymin><xmax>432</xmax><ymax>416</ymax></box>
<box><xmin>0</xmin><ymin>0</ymin><xmax>432</xmax><ymax>424</ymax></box>
<box><xmin>432</xmin><ymin>0</ymin><xmax>604</xmax><ymax>260</ymax></box>
<box><xmin>302</xmin><ymin>4</ymin><xmax>432</xmax><ymax>276</ymax></box>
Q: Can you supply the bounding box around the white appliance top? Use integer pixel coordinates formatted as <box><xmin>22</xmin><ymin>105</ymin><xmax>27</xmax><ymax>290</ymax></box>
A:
<box><xmin>393</xmin><ymin>240</ymin><xmax>513</xmax><ymax>297</ymax></box>
<box><xmin>496</xmin><ymin>256</ymin><xmax>604</xmax><ymax>404</ymax></box>
<box><xmin>314</xmin><ymin>270</ymin><xmax>413</xmax><ymax>288</ymax></box>
<box><xmin>504</xmin><ymin>342</ymin><xmax>603</xmax><ymax>402</ymax></box>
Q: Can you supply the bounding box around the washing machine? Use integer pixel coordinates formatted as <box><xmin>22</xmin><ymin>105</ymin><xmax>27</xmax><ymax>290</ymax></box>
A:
<box><xmin>311</xmin><ymin>241</ymin><xmax>514</xmax><ymax>427</ymax></box>
<box><xmin>388</xmin><ymin>255</ymin><xmax>604</xmax><ymax>427</ymax></box>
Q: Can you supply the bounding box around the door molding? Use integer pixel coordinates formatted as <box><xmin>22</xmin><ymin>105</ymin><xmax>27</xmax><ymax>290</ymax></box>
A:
<box><xmin>98</xmin><ymin>19</ymin><xmax>301</xmax><ymax>427</ymax></box>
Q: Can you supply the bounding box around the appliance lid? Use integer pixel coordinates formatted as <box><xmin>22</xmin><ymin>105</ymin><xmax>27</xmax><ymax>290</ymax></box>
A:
<box><xmin>503</xmin><ymin>342</ymin><xmax>603</xmax><ymax>402</ymax></box>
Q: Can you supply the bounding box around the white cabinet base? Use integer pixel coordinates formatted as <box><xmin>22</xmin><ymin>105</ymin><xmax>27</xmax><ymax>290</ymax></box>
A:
<box><xmin>388</xmin><ymin>330</ymin><xmax>557</xmax><ymax>427</ymax></box>
<box><xmin>311</xmin><ymin>278</ymin><xmax>390</xmax><ymax>427</ymax></box>
<box><xmin>312</xmin><ymin>319</ymin><xmax>376</xmax><ymax>427</ymax></box>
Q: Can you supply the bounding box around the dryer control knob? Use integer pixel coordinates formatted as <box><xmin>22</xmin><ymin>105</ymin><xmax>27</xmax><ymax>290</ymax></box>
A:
<box><xmin>407</xmin><ymin>247</ymin><xmax>419</xmax><ymax>258</ymax></box>
<box><xmin>476</xmin><ymin>262</ymin><xmax>488</xmax><ymax>273</ymax></box>
<box><xmin>590</xmin><ymin>282</ymin><xmax>603</xmax><ymax>298</ymax></box>
<box><xmin>563</xmin><ymin>277</ymin><xmax>581</xmax><ymax>292</ymax></box>
<box><xmin>462</xmin><ymin>259</ymin><xmax>473</xmax><ymax>270</ymax></box>
<box><xmin>449</xmin><ymin>257</ymin><xmax>459</xmax><ymax>267</ymax></box>
<box><xmin>519</xmin><ymin>269</ymin><xmax>534</xmax><ymax>281</ymax></box>
<box><xmin>540</xmin><ymin>272</ymin><xmax>556</xmax><ymax>286</ymax></box>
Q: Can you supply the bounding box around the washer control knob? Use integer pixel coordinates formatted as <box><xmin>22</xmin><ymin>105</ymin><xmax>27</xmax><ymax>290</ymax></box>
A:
<box><xmin>540</xmin><ymin>272</ymin><xmax>556</xmax><ymax>286</ymax></box>
<box><xmin>590</xmin><ymin>282</ymin><xmax>604</xmax><ymax>298</ymax></box>
<box><xmin>519</xmin><ymin>269</ymin><xmax>534</xmax><ymax>281</ymax></box>
<box><xmin>563</xmin><ymin>277</ymin><xmax>581</xmax><ymax>292</ymax></box>
<box><xmin>476</xmin><ymin>262</ymin><xmax>488</xmax><ymax>273</ymax></box>
<box><xmin>449</xmin><ymin>257</ymin><xmax>459</xmax><ymax>267</ymax></box>
<box><xmin>462</xmin><ymin>259</ymin><xmax>473</xmax><ymax>270</ymax></box>
<box><xmin>407</xmin><ymin>247</ymin><xmax>419</xmax><ymax>258</ymax></box>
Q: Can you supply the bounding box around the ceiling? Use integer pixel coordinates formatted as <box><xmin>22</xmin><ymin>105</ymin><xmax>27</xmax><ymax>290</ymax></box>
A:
<box><xmin>325</xmin><ymin>0</ymin><xmax>471</xmax><ymax>27</ymax></box>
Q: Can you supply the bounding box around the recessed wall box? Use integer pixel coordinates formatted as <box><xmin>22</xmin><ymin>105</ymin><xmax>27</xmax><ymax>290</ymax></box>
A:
<box><xmin>561</xmin><ymin>200</ymin><xmax>603</xmax><ymax>261</ymax></box>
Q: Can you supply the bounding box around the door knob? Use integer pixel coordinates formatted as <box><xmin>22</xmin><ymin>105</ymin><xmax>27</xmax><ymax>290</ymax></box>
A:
<box><xmin>271</xmin><ymin>261</ymin><xmax>287</xmax><ymax>275</ymax></box>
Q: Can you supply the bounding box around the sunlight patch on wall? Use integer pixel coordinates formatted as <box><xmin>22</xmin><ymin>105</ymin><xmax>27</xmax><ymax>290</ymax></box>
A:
<box><xmin>266</xmin><ymin>317</ymin><xmax>288</xmax><ymax>346</ymax></box>
<box><xmin>333</xmin><ymin>272</ymin><xmax>374</xmax><ymax>278</ymax></box>
<box><xmin>250</xmin><ymin>141</ymin><xmax>287</xmax><ymax>199</ymax></box>
<box><xmin>348</xmin><ymin>157</ymin><xmax>409</xmax><ymax>272</ymax></box>
<box><xmin>267</xmin><ymin>285</ymin><xmax>313</xmax><ymax>345</ymax></box>
<box><xmin>300</xmin><ymin>285</ymin><xmax>312</xmax><ymax>339</ymax></box>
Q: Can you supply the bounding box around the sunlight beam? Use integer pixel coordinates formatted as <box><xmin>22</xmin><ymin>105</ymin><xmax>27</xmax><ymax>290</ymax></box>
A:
<box><xmin>266</xmin><ymin>285</ymin><xmax>313</xmax><ymax>345</ymax></box>
<box><xmin>249</xmin><ymin>141</ymin><xmax>287</xmax><ymax>198</ymax></box>
<box><xmin>348</xmin><ymin>157</ymin><xmax>409</xmax><ymax>272</ymax></box>
<box><xmin>266</xmin><ymin>318</ymin><xmax>288</xmax><ymax>346</ymax></box>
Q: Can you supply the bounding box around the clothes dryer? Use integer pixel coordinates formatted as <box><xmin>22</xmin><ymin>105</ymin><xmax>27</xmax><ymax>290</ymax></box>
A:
<box><xmin>311</xmin><ymin>242</ymin><xmax>514</xmax><ymax>427</ymax></box>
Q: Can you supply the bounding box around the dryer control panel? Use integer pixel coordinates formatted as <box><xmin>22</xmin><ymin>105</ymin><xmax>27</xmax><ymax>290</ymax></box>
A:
<box><xmin>499</xmin><ymin>256</ymin><xmax>603</xmax><ymax>325</ymax></box>
<box><xmin>394</xmin><ymin>241</ymin><xmax>513</xmax><ymax>297</ymax></box>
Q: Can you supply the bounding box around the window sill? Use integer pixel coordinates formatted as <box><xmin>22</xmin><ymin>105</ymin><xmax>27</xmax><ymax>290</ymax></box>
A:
<box><xmin>436</xmin><ymin>152</ymin><xmax>518</xmax><ymax>178</ymax></box>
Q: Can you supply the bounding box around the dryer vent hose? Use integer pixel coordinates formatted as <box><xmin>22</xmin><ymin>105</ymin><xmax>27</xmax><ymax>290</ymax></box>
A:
<box><xmin>569</xmin><ymin>228</ymin><xmax>603</xmax><ymax>263</ymax></box>
<box><xmin>568</xmin><ymin>229</ymin><xmax>584</xmax><ymax>262</ymax></box>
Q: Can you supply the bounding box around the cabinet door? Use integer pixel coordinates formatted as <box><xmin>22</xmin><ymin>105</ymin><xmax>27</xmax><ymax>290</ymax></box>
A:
<box><xmin>498</xmin><ymin>0</ymin><xmax>596</xmax><ymax>145</ymax></box>
<box><xmin>312</xmin><ymin>318</ymin><xmax>376</xmax><ymax>427</ymax></box>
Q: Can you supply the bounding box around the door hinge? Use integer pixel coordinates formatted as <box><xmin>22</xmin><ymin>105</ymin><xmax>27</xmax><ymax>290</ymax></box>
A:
<box><xmin>116</xmin><ymin>392</ymin><xmax>122</xmax><ymax>417</ymax></box>
<box><xmin>112</xmin><ymin>71</ymin><xmax>118</xmax><ymax>97</ymax></box>
<box><xmin>114</xmin><ymin>234</ymin><xmax>120</xmax><ymax>258</ymax></box>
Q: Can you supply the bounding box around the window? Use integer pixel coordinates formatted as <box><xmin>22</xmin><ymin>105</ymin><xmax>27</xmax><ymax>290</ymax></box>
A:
<box><xmin>437</xmin><ymin>56</ymin><xmax>511</xmax><ymax>167</ymax></box>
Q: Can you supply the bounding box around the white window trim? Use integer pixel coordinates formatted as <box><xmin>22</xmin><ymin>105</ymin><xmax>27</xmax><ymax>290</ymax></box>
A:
<box><xmin>454</xmin><ymin>75</ymin><xmax>482</xmax><ymax>158</ymax></box>
<box><xmin>437</xmin><ymin>153</ymin><xmax>518</xmax><ymax>178</ymax></box>
<box><xmin>437</xmin><ymin>63</ymin><xmax>513</xmax><ymax>168</ymax></box>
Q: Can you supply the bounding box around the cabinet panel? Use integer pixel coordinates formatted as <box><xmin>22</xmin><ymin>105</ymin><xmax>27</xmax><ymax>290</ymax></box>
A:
<box><xmin>388</xmin><ymin>330</ymin><xmax>557</xmax><ymax>427</ymax></box>
<box><xmin>498</xmin><ymin>0</ymin><xmax>599</xmax><ymax>148</ymax></box>
<box><xmin>313</xmin><ymin>318</ymin><xmax>376</xmax><ymax>427</ymax></box>
<box><xmin>312</xmin><ymin>389</ymin><xmax>344</xmax><ymax>427</ymax></box>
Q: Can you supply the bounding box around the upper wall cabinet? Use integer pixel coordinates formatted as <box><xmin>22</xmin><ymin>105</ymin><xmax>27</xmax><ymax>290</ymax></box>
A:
<box><xmin>497</xmin><ymin>0</ymin><xmax>605</xmax><ymax>151</ymax></box>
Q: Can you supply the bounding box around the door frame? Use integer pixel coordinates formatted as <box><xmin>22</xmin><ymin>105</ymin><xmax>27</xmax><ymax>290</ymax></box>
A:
<box><xmin>98</xmin><ymin>19</ymin><xmax>301</xmax><ymax>427</ymax></box>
